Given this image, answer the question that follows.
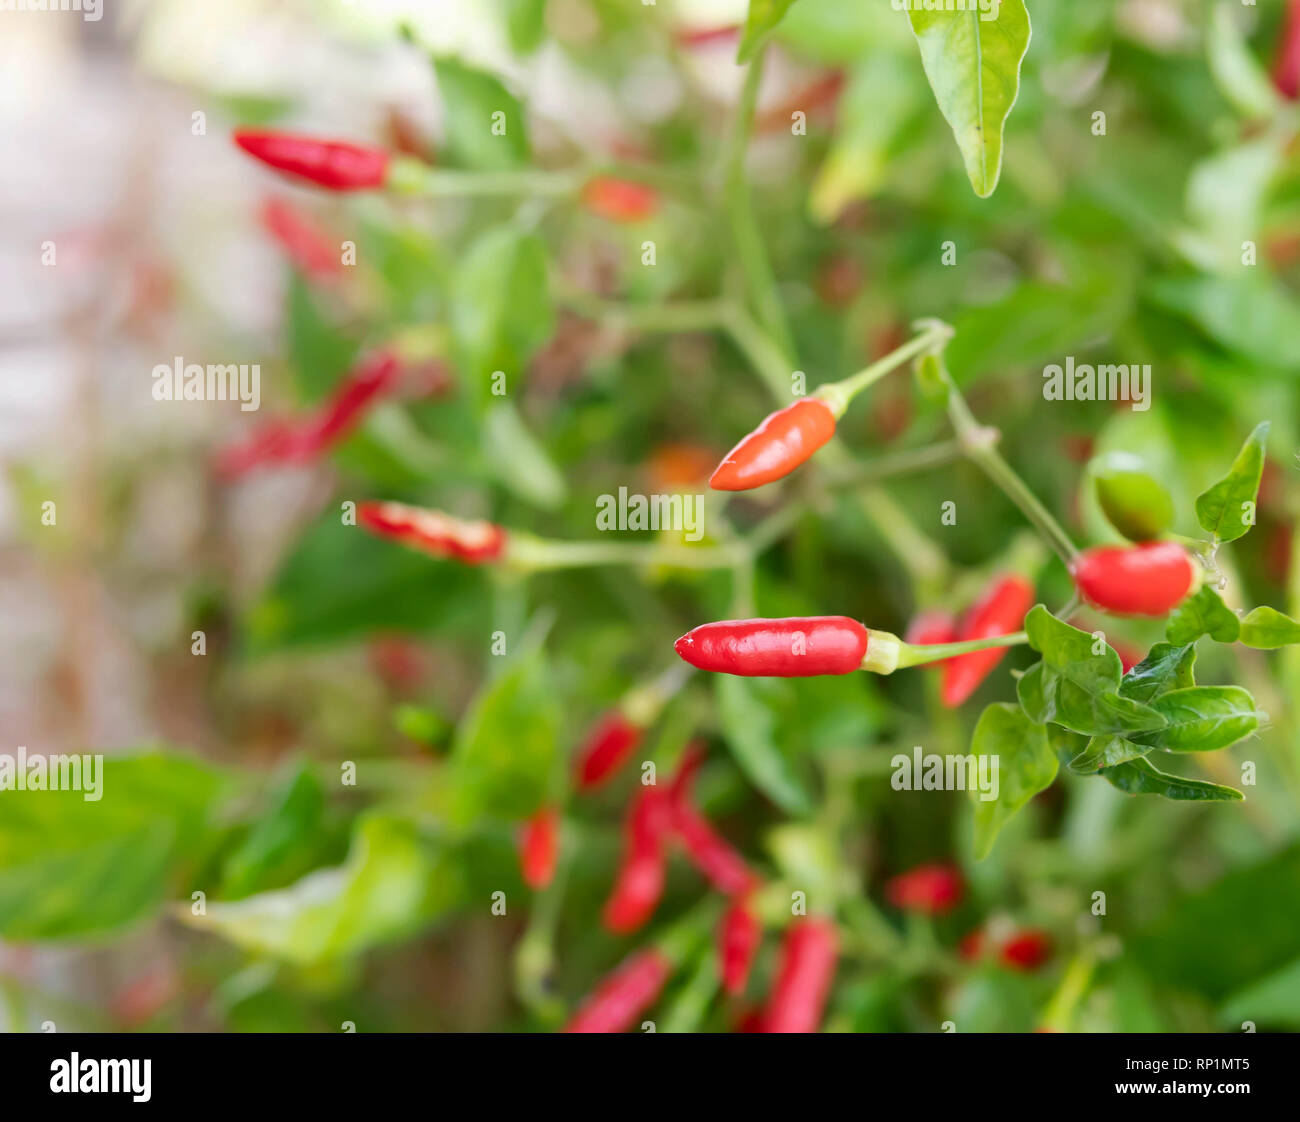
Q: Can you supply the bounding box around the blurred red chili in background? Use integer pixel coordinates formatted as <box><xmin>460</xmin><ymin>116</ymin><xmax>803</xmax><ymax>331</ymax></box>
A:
<box><xmin>999</xmin><ymin>929</ymin><xmax>1053</xmax><ymax>971</ymax></box>
<box><xmin>762</xmin><ymin>917</ymin><xmax>838</xmax><ymax>1033</ymax></box>
<box><xmin>1071</xmin><ymin>541</ymin><xmax>1198</xmax><ymax>617</ymax></box>
<box><xmin>574</xmin><ymin>711</ymin><xmax>643</xmax><ymax>790</ymax></box>
<box><xmin>941</xmin><ymin>575</ymin><xmax>1034</xmax><ymax>707</ymax></box>
<box><xmin>260</xmin><ymin>197</ymin><xmax>341</xmax><ymax>278</ymax></box>
<box><xmin>518</xmin><ymin>806</ymin><xmax>559</xmax><ymax>890</ymax></box>
<box><xmin>563</xmin><ymin>949</ymin><xmax>672</xmax><ymax>1033</ymax></box>
<box><xmin>1276</xmin><ymin>0</ymin><xmax>1300</xmax><ymax>98</ymax></box>
<box><xmin>905</xmin><ymin>610</ymin><xmax>958</xmax><ymax>655</ymax></box>
<box><xmin>581</xmin><ymin>176</ymin><xmax>659</xmax><ymax>223</ymax></box>
<box><xmin>709</xmin><ymin>398</ymin><xmax>837</xmax><ymax>491</ymax></box>
<box><xmin>718</xmin><ymin>896</ymin><xmax>762</xmax><ymax>996</ymax></box>
<box><xmin>357</xmin><ymin>501</ymin><xmax>507</xmax><ymax>564</ymax></box>
<box><xmin>602</xmin><ymin>784</ymin><xmax>673</xmax><ymax>934</ymax></box>
<box><xmin>885</xmin><ymin>862</ymin><xmax>963</xmax><ymax>916</ymax></box>
<box><xmin>234</xmin><ymin>129</ymin><xmax>390</xmax><ymax>190</ymax></box>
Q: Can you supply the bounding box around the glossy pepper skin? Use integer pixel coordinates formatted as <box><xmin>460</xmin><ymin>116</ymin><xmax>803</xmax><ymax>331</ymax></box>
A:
<box><xmin>884</xmin><ymin>862</ymin><xmax>963</xmax><ymax>916</ymax></box>
<box><xmin>602</xmin><ymin>785</ymin><xmax>674</xmax><ymax>934</ymax></box>
<box><xmin>761</xmin><ymin>918</ymin><xmax>839</xmax><ymax>1033</ymax></box>
<box><xmin>709</xmin><ymin>398</ymin><xmax>837</xmax><ymax>491</ymax></box>
<box><xmin>234</xmin><ymin>129</ymin><xmax>390</xmax><ymax>190</ymax></box>
<box><xmin>563</xmin><ymin>949</ymin><xmax>672</xmax><ymax>1033</ymax></box>
<box><xmin>941</xmin><ymin>575</ymin><xmax>1035</xmax><ymax>707</ymax></box>
<box><xmin>574</xmin><ymin>712</ymin><xmax>643</xmax><ymax>790</ymax></box>
<box><xmin>674</xmin><ymin>616</ymin><xmax>869</xmax><ymax>677</ymax></box>
<box><xmin>357</xmin><ymin>501</ymin><xmax>507</xmax><ymax>564</ymax></box>
<box><xmin>1276</xmin><ymin>0</ymin><xmax>1300</xmax><ymax>98</ymax></box>
<box><xmin>518</xmin><ymin>807</ymin><xmax>559</xmax><ymax>890</ymax></box>
<box><xmin>1071</xmin><ymin>541</ymin><xmax>1198</xmax><ymax>617</ymax></box>
<box><xmin>581</xmin><ymin>176</ymin><xmax>659</xmax><ymax>222</ymax></box>
<box><xmin>718</xmin><ymin>897</ymin><xmax>762</xmax><ymax>996</ymax></box>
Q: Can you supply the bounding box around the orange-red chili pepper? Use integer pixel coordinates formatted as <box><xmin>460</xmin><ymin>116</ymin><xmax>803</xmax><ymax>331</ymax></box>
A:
<box><xmin>234</xmin><ymin>129</ymin><xmax>390</xmax><ymax>191</ymax></box>
<box><xmin>581</xmin><ymin>176</ymin><xmax>659</xmax><ymax>223</ymax></box>
<box><xmin>563</xmin><ymin>949</ymin><xmax>673</xmax><ymax>1033</ymax></box>
<box><xmin>941</xmin><ymin>575</ymin><xmax>1034</xmax><ymax>707</ymax></box>
<box><xmin>709</xmin><ymin>398</ymin><xmax>838</xmax><ymax>491</ymax></box>
<box><xmin>1071</xmin><ymin>541</ymin><xmax>1198</xmax><ymax>617</ymax></box>
<box><xmin>884</xmin><ymin>862</ymin><xmax>963</xmax><ymax>916</ymax></box>
<box><xmin>357</xmin><ymin>501</ymin><xmax>507</xmax><ymax>564</ymax></box>
<box><xmin>518</xmin><ymin>806</ymin><xmax>560</xmax><ymax>891</ymax></box>
<box><xmin>761</xmin><ymin>917</ymin><xmax>838</xmax><ymax>1033</ymax></box>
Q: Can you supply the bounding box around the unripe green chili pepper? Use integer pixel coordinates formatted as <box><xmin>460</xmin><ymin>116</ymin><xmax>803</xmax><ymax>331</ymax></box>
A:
<box><xmin>1071</xmin><ymin>541</ymin><xmax>1199</xmax><ymax>617</ymax></box>
<box><xmin>709</xmin><ymin>398</ymin><xmax>838</xmax><ymax>491</ymax></box>
<box><xmin>233</xmin><ymin>129</ymin><xmax>390</xmax><ymax>191</ymax></box>
<box><xmin>1090</xmin><ymin>451</ymin><xmax>1174</xmax><ymax>542</ymax></box>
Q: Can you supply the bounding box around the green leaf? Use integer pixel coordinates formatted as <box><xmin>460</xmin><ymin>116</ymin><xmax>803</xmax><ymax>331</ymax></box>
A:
<box><xmin>432</xmin><ymin>57</ymin><xmax>529</xmax><ymax>169</ymax></box>
<box><xmin>1219</xmin><ymin>957</ymin><xmax>1300</xmax><ymax>1030</ymax></box>
<box><xmin>1146</xmin><ymin>277</ymin><xmax>1300</xmax><ymax>371</ymax></box>
<box><xmin>482</xmin><ymin>401</ymin><xmax>567</xmax><ymax>510</ymax></box>
<box><xmin>1238</xmin><ymin>606</ymin><xmax>1300</xmax><ymax>649</ymax></box>
<box><xmin>1068</xmin><ymin>735</ymin><xmax>1151</xmax><ymax>774</ymax></box>
<box><xmin>1132</xmin><ymin>686</ymin><xmax>1262</xmax><ymax>753</ymax></box>
<box><xmin>905</xmin><ymin>0</ymin><xmax>1031</xmax><ymax>197</ymax></box>
<box><xmin>0</xmin><ymin>753</ymin><xmax>229</xmax><ymax>940</ymax></box>
<box><xmin>1022</xmin><ymin>606</ymin><xmax>1167</xmax><ymax>736</ymax></box>
<box><xmin>716</xmin><ymin>676</ymin><xmax>814</xmax><ymax>815</ymax></box>
<box><xmin>1101</xmin><ymin>756</ymin><xmax>1243</xmax><ymax>802</ymax></box>
<box><xmin>1165</xmin><ymin>585</ymin><xmax>1241</xmax><ymax>645</ymax></box>
<box><xmin>1194</xmin><ymin>421</ymin><xmax>1269</xmax><ymax>543</ymax></box>
<box><xmin>287</xmin><ymin>275</ymin><xmax>360</xmax><ymax>402</ymax></box>
<box><xmin>970</xmin><ymin>703</ymin><xmax>1057</xmax><ymax>861</ymax></box>
<box><xmin>186</xmin><ymin>814</ymin><xmax>460</xmax><ymax>964</ymax></box>
<box><xmin>737</xmin><ymin>0</ymin><xmax>801</xmax><ymax>64</ymax></box>
<box><xmin>1119</xmin><ymin>642</ymin><xmax>1196</xmax><ymax>703</ymax></box>
<box><xmin>450</xmin><ymin>228</ymin><xmax>554</xmax><ymax>402</ymax></box>
<box><xmin>1205</xmin><ymin>3</ymin><xmax>1281</xmax><ymax>121</ymax></box>
<box><xmin>1091</xmin><ymin>451</ymin><xmax>1174</xmax><ymax>542</ymax></box>
<box><xmin>501</xmin><ymin>0</ymin><xmax>547</xmax><ymax>54</ymax></box>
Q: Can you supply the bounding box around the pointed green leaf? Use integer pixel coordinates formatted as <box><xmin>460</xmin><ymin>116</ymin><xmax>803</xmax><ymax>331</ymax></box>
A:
<box><xmin>737</xmin><ymin>0</ymin><xmax>801</xmax><ymax>64</ymax></box>
<box><xmin>1195</xmin><ymin>421</ymin><xmax>1269</xmax><ymax>543</ymax></box>
<box><xmin>1166</xmin><ymin>585</ymin><xmax>1241</xmax><ymax>645</ymax></box>
<box><xmin>1132</xmin><ymin>686</ymin><xmax>1263</xmax><ymax>753</ymax></box>
<box><xmin>1101</xmin><ymin>757</ymin><xmax>1243</xmax><ymax>802</ymax></box>
<box><xmin>905</xmin><ymin>0</ymin><xmax>1031</xmax><ymax>198</ymax></box>
<box><xmin>716</xmin><ymin>676</ymin><xmax>813</xmax><ymax>815</ymax></box>
<box><xmin>1239</xmin><ymin>606</ymin><xmax>1300</xmax><ymax>649</ymax></box>
<box><xmin>1069</xmin><ymin>735</ymin><xmax>1151</xmax><ymax>774</ymax></box>
<box><xmin>1120</xmin><ymin>642</ymin><xmax>1196</xmax><ymax>703</ymax></box>
<box><xmin>432</xmin><ymin>57</ymin><xmax>529</xmax><ymax>170</ymax></box>
<box><xmin>970</xmin><ymin>703</ymin><xmax>1057</xmax><ymax>861</ymax></box>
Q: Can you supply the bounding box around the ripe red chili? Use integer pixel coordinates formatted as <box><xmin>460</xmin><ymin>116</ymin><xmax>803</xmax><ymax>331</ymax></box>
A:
<box><xmin>602</xmin><ymin>784</ymin><xmax>674</xmax><ymax>935</ymax></box>
<box><xmin>1071</xmin><ymin>541</ymin><xmax>1198</xmax><ymax>617</ymax></box>
<box><xmin>999</xmin><ymin>929</ymin><xmax>1053</xmax><ymax>972</ymax></box>
<box><xmin>357</xmin><ymin>501</ymin><xmax>507</xmax><ymax>564</ymax></box>
<box><xmin>518</xmin><ymin>806</ymin><xmax>560</xmax><ymax>891</ymax></box>
<box><xmin>674</xmin><ymin>616</ymin><xmax>869</xmax><ymax>677</ymax></box>
<box><xmin>260</xmin><ymin>198</ymin><xmax>341</xmax><ymax>278</ymax></box>
<box><xmin>905</xmin><ymin>610</ymin><xmax>958</xmax><ymax>652</ymax></box>
<box><xmin>709</xmin><ymin>398</ymin><xmax>838</xmax><ymax>491</ymax></box>
<box><xmin>666</xmin><ymin>753</ymin><xmax>756</xmax><ymax>895</ymax></box>
<box><xmin>563</xmin><ymin>948</ymin><xmax>672</xmax><ymax>1033</ymax></box>
<box><xmin>761</xmin><ymin>917</ymin><xmax>839</xmax><ymax>1033</ymax></box>
<box><xmin>581</xmin><ymin>176</ymin><xmax>659</xmax><ymax>223</ymax></box>
<box><xmin>718</xmin><ymin>897</ymin><xmax>762</xmax><ymax>996</ymax></box>
<box><xmin>216</xmin><ymin>351</ymin><xmax>400</xmax><ymax>478</ymax></box>
<box><xmin>574</xmin><ymin>712</ymin><xmax>643</xmax><ymax>790</ymax></box>
<box><xmin>233</xmin><ymin>129</ymin><xmax>390</xmax><ymax>191</ymax></box>
<box><xmin>884</xmin><ymin>862</ymin><xmax>963</xmax><ymax>916</ymax></box>
<box><xmin>1276</xmin><ymin>0</ymin><xmax>1300</xmax><ymax>98</ymax></box>
<box><xmin>941</xmin><ymin>575</ymin><xmax>1035</xmax><ymax>707</ymax></box>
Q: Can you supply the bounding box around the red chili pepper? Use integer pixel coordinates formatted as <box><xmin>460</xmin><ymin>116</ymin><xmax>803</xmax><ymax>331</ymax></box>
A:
<box><xmin>905</xmin><ymin>610</ymin><xmax>958</xmax><ymax>653</ymax></box>
<box><xmin>1071</xmin><ymin>541</ymin><xmax>1198</xmax><ymax>617</ymax></box>
<box><xmin>260</xmin><ymin>198</ymin><xmax>341</xmax><ymax>278</ymax></box>
<box><xmin>958</xmin><ymin>928</ymin><xmax>987</xmax><ymax>962</ymax></box>
<box><xmin>709</xmin><ymin>398</ymin><xmax>838</xmax><ymax>491</ymax></box>
<box><xmin>1276</xmin><ymin>0</ymin><xmax>1300</xmax><ymax>98</ymax></box>
<box><xmin>999</xmin><ymin>929</ymin><xmax>1053</xmax><ymax>972</ymax></box>
<box><xmin>602</xmin><ymin>784</ymin><xmax>674</xmax><ymax>935</ymax></box>
<box><xmin>884</xmin><ymin>862</ymin><xmax>963</xmax><ymax>916</ymax></box>
<box><xmin>667</xmin><ymin>755</ymin><xmax>757</xmax><ymax>895</ymax></box>
<box><xmin>718</xmin><ymin>896</ymin><xmax>762</xmax><ymax>996</ymax></box>
<box><xmin>940</xmin><ymin>575</ymin><xmax>1035</xmax><ymax>707</ymax></box>
<box><xmin>357</xmin><ymin>501</ymin><xmax>507</xmax><ymax>564</ymax></box>
<box><xmin>563</xmin><ymin>948</ymin><xmax>673</xmax><ymax>1033</ymax></box>
<box><xmin>518</xmin><ymin>806</ymin><xmax>560</xmax><ymax>891</ymax></box>
<box><xmin>574</xmin><ymin>712</ymin><xmax>643</xmax><ymax>790</ymax></box>
<box><xmin>581</xmin><ymin>176</ymin><xmax>659</xmax><ymax>223</ymax></box>
<box><xmin>761</xmin><ymin>918</ymin><xmax>839</xmax><ymax>1033</ymax></box>
<box><xmin>673</xmin><ymin>24</ymin><xmax>740</xmax><ymax>49</ymax></box>
<box><xmin>233</xmin><ymin>129</ymin><xmax>390</xmax><ymax>191</ymax></box>
<box><xmin>215</xmin><ymin>351</ymin><xmax>400</xmax><ymax>478</ymax></box>
<box><xmin>674</xmin><ymin>616</ymin><xmax>869</xmax><ymax>677</ymax></box>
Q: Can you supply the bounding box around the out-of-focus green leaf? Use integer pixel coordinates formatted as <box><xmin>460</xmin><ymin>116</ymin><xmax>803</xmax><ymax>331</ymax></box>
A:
<box><xmin>500</xmin><ymin>0</ymin><xmax>547</xmax><ymax>54</ymax></box>
<box><xmin>483</xmin><ymin>401</ymin><xmax>566</xmax><ymax>509</ymax></box>
<box><xmin>1131</xmin><ymin>686</ymin><xmax>1262</xmax><ymax>753</ymax></box>
<box><xmin>1119</xmin><ymin>642</ymin><xmax>1195</xmax><ymax>703</ymax></box>
<box><xmin>1194</xmin><ymin>421</ymin><xmax>1269</xmax><ymax>543</ymax></box>
<box><xmin>186</xmin><ymin>814</ymin><xmax>459</xmax><ymax>964</ymax></box>
<box><xmin>905</xmin><ymin>0</ymin><xmax>1032</xmax><ymax>197</ymax></box>
<box><xmin>450</xmin><ymin>228</ymin><xmax>554</xmax><ymax>402</ymax></box>
<box><xmin>969</xmin><ymin>703</ymin><xmax>1057</xmax><ymax>861</ymax></box>
<box><xmin>1165</xmin><ymin>585</ymin><xmax>1241</xmax><ymax>645</ymax></box>
<box><xmin>716</xmin><ymin>676</ymin><xmax>814</xmax><ymax>815</ymax></box>
<box><xmin>1091</xmin><ymin>451</ymin><xmax>1175</xmax><ymax>542</ymax></box>
<box><xmin>1219</xmin><ymin>956</ymin><xmax>1300</xmax><ymax>1030</ymax></box>
<box><xmin>737</xmin><ymin>0</ymin><xmax>801</xmax><ymax>63</ymax></box>
<box><xmin>287</xmin><ymin>275</ymin><xmax>360</xmax><ymax>402</ymax></box>
<box><xmin>432</xmin><ymin>57</ymin><xmax>529</xmax><ymax>169</ymax></box>
<box><xmin>765</xmin><ymin>822</ymin><xmax>840</xmax><ymax>900</ymax></box>
<box><xmin>1239</xmin><ymin>606</ymin><xmax>1300</xmax><ymax>649</ymax></box>
<box><xmin>1147</xmin><ymin>277</ymin><xmax>1300</xmax><ymax>371</ymax></box>
<box><xmin>0</xmin><ymin>753</ymin><xmax>229</xmax><ymax>940</ymax></box>
<box><xmin>1205</xmin><ymin>3</ymin><xmax>1280</xmax><ymax>120</ymax></box>
<box><xmin>1178</xmin><ymin>135</ymin><xmax>1283</xmax><ymax>272</ymax></box>
<box><xmin>1101</xmin><ymin>756</ymin><xmax>1242</xmax><ymax>802</ymax></box>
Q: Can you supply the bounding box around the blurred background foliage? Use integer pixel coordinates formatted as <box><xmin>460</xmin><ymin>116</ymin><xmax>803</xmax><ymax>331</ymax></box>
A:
<box><xmin>2</xmin><ymin>0</ymin><xmax>1299</xmax><ymax>1032</ymax></box>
